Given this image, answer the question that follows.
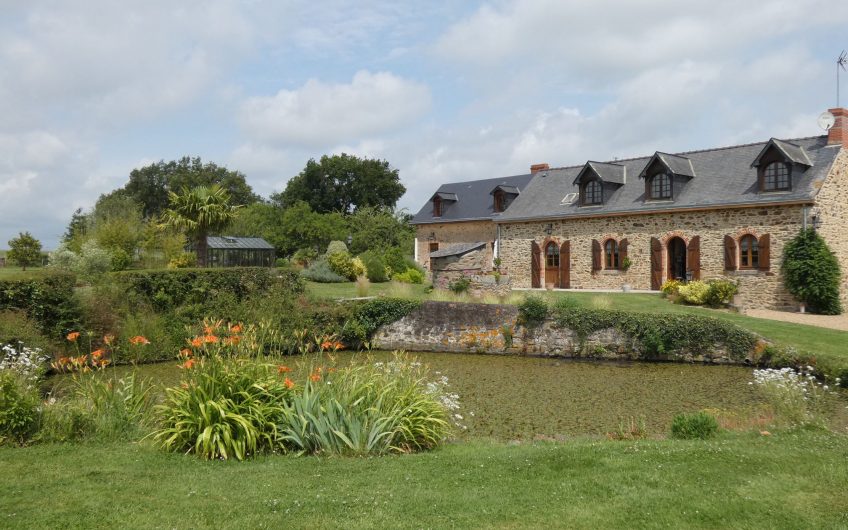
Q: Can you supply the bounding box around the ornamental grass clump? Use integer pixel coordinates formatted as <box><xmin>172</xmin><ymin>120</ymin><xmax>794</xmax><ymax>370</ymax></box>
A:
<box><xmin>278</xmin><ymin>354</ymin><xmax>455</xmax><ymax>456</ymax></box>
<box><xmin>751</xmin><ymin>367</ymin><xmax>833</xmax><ymax>428</ymax></box>
<box><xmin>670</xmin><ymin>411</ymin><xmax>719</xmax><ymax>440</ymax></box>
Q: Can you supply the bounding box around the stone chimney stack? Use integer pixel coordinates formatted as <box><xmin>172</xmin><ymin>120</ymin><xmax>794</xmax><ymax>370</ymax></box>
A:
<box><xmin>827</xmin><ymin>108</ymin><xmax>848</xmax><ymax>148</ymax></box>
<box><xmin>530</xmin><ymin>163</ymin><xmax>550</xmax><ymax>174</ymax></box>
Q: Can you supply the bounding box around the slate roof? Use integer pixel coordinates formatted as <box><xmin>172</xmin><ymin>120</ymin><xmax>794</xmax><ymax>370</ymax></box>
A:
<box><xmin>429</xmin><ymin>241</ymin><xmax>487</xmax><ymax>258</ymax></box>
<box><xmin>574</xmin><ymin>162</ymin><xmax>626</xmax><ymax>185</ymax></box>
<box><xmin>411</xmin><ymin>173</ymin><xmax>535</xmax><ymax>225</ymax></box>
<box><xmin>207</xmin><ymin>236</ymin><xmax>274</xmax><ymax>250</ymax></box>
<box><xmin>497</xmin><ymin>136</ymin><xmax>837</xmax><ymax>223</ymax></box>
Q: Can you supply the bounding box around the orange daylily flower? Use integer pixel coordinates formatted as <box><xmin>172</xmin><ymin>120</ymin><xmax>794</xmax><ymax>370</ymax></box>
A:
<box><xmin>129</xmin><ymin>336</ymin><xmax>150</xmax><ymax>345</ymax></box>
<box><xmin>320</xmin><ymin>341</ymin><xmax>333</xmax><ymax>351</ymax></box>
<box><xmin>284</xmin><ymin>377</ymin><xmax>295</xmax><ymax>389</ymax></box>
<box><xmin>333</xmin><ymin>342</ymin><xmax>345</xmax><ymax>351</ymax></box>
<box><xmin>181</xmin><ymin>359</ymin><xmax>196</xmax><ymax>369</ymax></box>
<box><xmin>66</xmin><ymin>331</ymin><xmax>80</xmax><ymax>342</ymax></box>
<box><xmin>310</xmin><ymin>373</ymin><xmax>321</xmax><ymax>382</ymax></box>
<box><xmin>223</xmin><ymin>336</ymin><xmax>240</xmax><ymax>346</ymax></box>
<box><xmin>229</xmin><ymin>323</ymin><xmax>243</xmax><ymax>333</ymax></box>
<box><xmin>91</xmin><ymin>349</ymin><xmax>104</xmax><ymax>359</ymax></box>
<box><xmin>203</xmin><ymin>334</ymin><xmax>219</xmax><ymax>344</ymax></box>
<box><xmin>191</xmin><ymin>336</ymin><xmax>204</xmax><ymax>348</ymax></box>
<box><xmin>277</xmin><ymin>365</ymin><xmax>292</xmax><ymax>374</ymax></box>
<box><xmin>179</xmin><ymin>348</ymin><xmax>193</xmax><ymax>358</ymax></box>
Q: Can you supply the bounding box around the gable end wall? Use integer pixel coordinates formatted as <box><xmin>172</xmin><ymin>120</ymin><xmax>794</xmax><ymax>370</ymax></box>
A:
<box><xmin>812</xmin><ymin>147</ymin><xmax>848</xmax><ymax>308</ymax></box>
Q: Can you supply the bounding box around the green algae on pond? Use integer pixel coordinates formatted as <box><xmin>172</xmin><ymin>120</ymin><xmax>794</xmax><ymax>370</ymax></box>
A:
<box><xmin>48</xmin><ymin>351</ymin><xmax>848</xmax><ymax>440</ymax></box>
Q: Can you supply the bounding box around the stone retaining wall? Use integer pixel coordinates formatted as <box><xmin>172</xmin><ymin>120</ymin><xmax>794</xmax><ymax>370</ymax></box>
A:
<box><xmin>373</xmin><ymin>301</ymin><xmax>744</xmax><ymax>364</ymax></box>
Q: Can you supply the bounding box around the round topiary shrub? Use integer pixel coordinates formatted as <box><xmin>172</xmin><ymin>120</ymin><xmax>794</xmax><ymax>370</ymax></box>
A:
<box><xmin>783</xmin><ymin>229</ymin><xmax>842</xmax><ymax>315</ymax></box>
<box><xmin>670</xmin><ymin>411</ymin><xmax>719</xmax><ymax>440</ymax></box>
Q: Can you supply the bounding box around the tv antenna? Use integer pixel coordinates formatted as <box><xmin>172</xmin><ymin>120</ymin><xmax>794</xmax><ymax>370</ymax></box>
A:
<box><xmin>838</xmin><ymin>50</ymin><xmax>847</xmax><ymax>107</ymax></box>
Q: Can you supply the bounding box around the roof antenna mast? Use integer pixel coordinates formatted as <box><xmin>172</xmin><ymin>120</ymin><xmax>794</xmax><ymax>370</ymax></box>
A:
<box><xmin>838</xmin><ymin>50</ymin><xmax>847</xmax><ymax>108</ymax></box>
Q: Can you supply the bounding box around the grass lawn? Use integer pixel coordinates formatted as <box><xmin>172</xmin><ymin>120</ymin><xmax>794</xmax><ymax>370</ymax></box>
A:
<box><xmin>1</xmin><ymin>430</ymin><xmax>846</xmax><ymax>529</ymax></box>
<box><xmin>0</xmin><ymin>266</ymin><xmax>49</xmax><ymax>280</ymax></box>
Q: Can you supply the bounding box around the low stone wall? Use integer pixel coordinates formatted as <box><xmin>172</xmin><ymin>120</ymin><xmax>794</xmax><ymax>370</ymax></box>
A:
<box><xmin>373</xmin><ymin>301</ymin><xmax>747</xmax><ymax>364</ymax></box>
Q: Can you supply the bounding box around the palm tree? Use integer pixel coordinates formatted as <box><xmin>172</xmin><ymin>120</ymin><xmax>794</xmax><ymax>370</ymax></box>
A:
<box><xmin>161</xmin><ymin>185</ymin><xmax>239</xmax><ymax>267</ymax></box>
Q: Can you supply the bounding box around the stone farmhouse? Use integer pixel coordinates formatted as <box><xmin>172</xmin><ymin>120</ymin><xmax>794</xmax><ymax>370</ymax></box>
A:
<box><xmin>411</xmin><ymin>108</ymin><xmax>848</xmax><ymax>310</ymax></box>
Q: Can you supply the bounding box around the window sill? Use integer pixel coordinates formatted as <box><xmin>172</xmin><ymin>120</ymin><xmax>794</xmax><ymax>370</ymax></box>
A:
<box><xmin>727</xmin><ymin>269</ymin><xmax>772</xmax><ymax>276</ymax></box>
<box><xmin>599</xmin><ymin>269</ymin><xmax>624</xmax><ymax>275</ymax></box>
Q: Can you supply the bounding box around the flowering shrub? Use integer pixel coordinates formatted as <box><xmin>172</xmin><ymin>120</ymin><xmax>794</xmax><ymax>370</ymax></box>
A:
<box><xmin>704</xmin><ymin>279</ymin><xmax>738</xmax><ymax>307</ymax></box>
<box><xmin>677</xmin><ymin>280</ymin><xmax>710</xmax><ymax>305</ymax></box>
<box><xmin>751</xmin><ymin>367</ymin><xmax>834</xmax><ymax>427</ymax></box>
<box><xmin>660</xmin><ymin>279</ymin><xmax>681</xmax><ymax>297</ymax></box>
<box><xmin>327</xmin><ymin>251</ymin><xmax>366</xmax><ymax>281</ymax></box>
<box><xmin>1</xmin><ymin>342</ymin><xmax>49</xmax><ymax>382</ymax></box>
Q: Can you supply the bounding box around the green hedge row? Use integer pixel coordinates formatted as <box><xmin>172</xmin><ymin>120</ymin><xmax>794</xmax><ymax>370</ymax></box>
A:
<box><xmin>552</xmin><ymin>307</ymin><xmax>759</xmax><ymax>360</ymax></box>
<box><xmin>114</xmin><ymin>268</ymin><xmax>304</xmax><ymax>311</ymax></box>
<box><xmin>0</xmin><ymin>272</ymin><xmax>81</xmax><ymax>339</ymax></box>
<box><xmin>341</xmin><ymin>298</ymin><xmax>422</xmax><ymax>345</ymax></box>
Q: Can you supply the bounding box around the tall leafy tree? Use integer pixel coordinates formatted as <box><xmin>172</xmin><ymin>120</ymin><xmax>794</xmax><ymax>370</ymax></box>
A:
<box><xmin>272</xmin><ymin>154</ymin><xmax>405</xmax><ymax>214</ymax></box>
<box><xmin>7</xmin><ymin>232</ymin><xmax>42</xmax><ymax>271</ymax></box>
<box><xmin>346</xmin><ymin>206</ymin><xmax>414</xmax><ymax>255</ymax></box>
<box><xmin>114</xmin><ymin>157</ymin><xmax>259</xmax><ymax>218</ymax></box>
<box><xmin>161</xmin><ymin>185</ymin><xmax>240</xmax><ymax>267</ymax></box>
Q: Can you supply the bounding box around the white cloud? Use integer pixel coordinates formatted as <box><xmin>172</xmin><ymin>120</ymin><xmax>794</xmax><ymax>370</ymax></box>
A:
<box><xmin>238</xmin><ymin>70</ymin><xmax>432</xmax><ymax>147</ymax></box>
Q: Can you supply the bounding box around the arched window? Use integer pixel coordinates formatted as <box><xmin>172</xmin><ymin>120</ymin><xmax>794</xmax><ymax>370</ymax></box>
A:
<box><xmin>650</xmin><ymin>173</ymin><xmax>672</xmax><ymax>199</ymax></box>
<box><xmin>739</xmin><ymin>235</ymin><xmax>759</xmax><ymax>269</ymax></box>
<box><xmin>433</xmin><ymin>196</ymin><xmax>442</xmax><ymax>217</ymax></box>
<box><xmin>582</xmin><ymin>179</ymin><xmax>603</xmax><ymax>205</ymax></box>
<box><xmin>545</xmin><ymin>242</ymin><xmax>560</xmax><ymax>268</ymax></box>
<box><xmin>763</xmin><ymin>162</ymin><xmax>790</xmax><ymax>191</ymax></box>
<box><xmin>604</xmin><ymin>239</ymin><xmax>619</xmax><ymax>269</ymax></box>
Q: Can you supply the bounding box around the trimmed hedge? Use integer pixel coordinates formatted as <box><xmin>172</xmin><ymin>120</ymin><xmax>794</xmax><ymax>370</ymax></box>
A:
<box><xmin>552</xmin><ymin>307</ymin><xmax>759</xmax><ymax>360</ymax></box>
<box><xmin>0</xmin><ymin>272</ymin><xmax>81</xmax><ymax>338</ymax></box>
<box><xmin>342</xmin><ymin>298</ymin><xmax>422</xmax><ymax>344</ymax></box>
<box><xmin>114</xmin><ymin>268</ymin><xmax>303</xmax><ymax>311</ymax></box>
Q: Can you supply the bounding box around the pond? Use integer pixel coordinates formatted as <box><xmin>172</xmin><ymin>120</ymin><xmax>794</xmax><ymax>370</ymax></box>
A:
<box><xmin>49</xmin><ymin>351</ymin><xmax>848</xmax><ymax>440</ymax></box>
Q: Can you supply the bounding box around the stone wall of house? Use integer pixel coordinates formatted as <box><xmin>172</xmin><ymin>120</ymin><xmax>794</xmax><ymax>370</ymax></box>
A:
<box><xmin>415</xmin><ymin>221</ymin><xmax>495</xmax><ymax>272</ymax></box>
<box><xmin>811</xmin><ymin>147</ymin><xmax>848</xmax><ymax>308</ymax></box>
<box><xmin>373</xmin><ymin>301</ymin><xmax>744</xmax><ymax>363</ymax></box>
<box><xmin>498</xmin><ymin>205</ymin><xmax>808</xmax><ymax>311</ymax></box>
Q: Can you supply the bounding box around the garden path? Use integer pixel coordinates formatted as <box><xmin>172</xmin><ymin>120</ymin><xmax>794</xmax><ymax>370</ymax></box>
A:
<box><xmin>744</xmin><ymin>309</ymin><xmax>848</xmax><ymax>331</ymax></box>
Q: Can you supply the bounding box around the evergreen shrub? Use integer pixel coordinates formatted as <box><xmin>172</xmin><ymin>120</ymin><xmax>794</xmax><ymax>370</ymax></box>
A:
<box><xmin>783</xmin><ymin>228</ymin><xmax>842</xmax><ymax>314</ymax></box>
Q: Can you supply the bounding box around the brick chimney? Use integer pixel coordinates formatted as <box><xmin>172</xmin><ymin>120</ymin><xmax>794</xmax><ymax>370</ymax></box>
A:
<box><xmin>827</xmin><ymin>108</ymin><xmax>848</xmax><ymax>148</ymax></box>
<box><xmin>530</xmin><ymin>163</ymin><xmax>550</xmax><ymax>174</ymax></box>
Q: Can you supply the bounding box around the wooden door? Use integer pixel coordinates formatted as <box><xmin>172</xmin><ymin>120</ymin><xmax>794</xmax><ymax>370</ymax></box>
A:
<box><xmin>531</xmin><ymin>241</ymin><xmax>541</xmax><ymax>288</ymax></box>
<box><xmin>686</xmin><ymin>235</ymin><xmax>701</xmax><ymax>280</ymax></box>
<box><xmin>650</xmin><ymin>237</ymin><xmax>662</xmax><ymax>290</ymax></box>
<box><xmin>559</xmin><ymin>241</ymin><xmax>571</xmax><ymax>289</ymax></box>
<box><xmin>544</xmin><ymin>242</ymin><xmax>560</xmax><ymax>287</ymax></box>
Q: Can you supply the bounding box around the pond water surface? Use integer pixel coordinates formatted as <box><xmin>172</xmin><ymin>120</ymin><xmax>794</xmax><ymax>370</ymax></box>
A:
<box><xmin>56</xmin><ymin>351</ymin><xmax>848</xmax><ymax>440</ymax></box>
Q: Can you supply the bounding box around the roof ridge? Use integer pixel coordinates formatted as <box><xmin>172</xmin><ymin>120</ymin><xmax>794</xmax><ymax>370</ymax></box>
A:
<box><xmin>544</xmin><ymin>135</ymin><xmax>827</xmax><ymax>171</ymax></box>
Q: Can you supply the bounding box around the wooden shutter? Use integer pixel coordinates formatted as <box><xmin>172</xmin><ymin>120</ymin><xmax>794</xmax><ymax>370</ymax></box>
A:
<box><xmin>650</xmin><ymin>237</ymin><xmax>662</xmax><ymax>290</ymax></box>
<box><xmin>591</xmin><ymin>239</ymin><xmax>602</xmax><ymax>272</ymax></box>
<box><xmin>559</xmin><ymin>241</ymin><xmax>571</xmax><ymax>289</ymax></box>
<box><xmin>618</xmin><ymin>238</ymin><xmax>629</xmax><ymax>270</ymax></box>
<box><xmin>724</xmin><ymin>235</ymin><xmax>737</xmax><ymax>271</ymax></box>
<box><xmin>687</xmin><ymin>235</ymin><xmax>701</xmax><ymax>280</ymax></box>
<box><xmin>759</xmin><ymin>233</ymin><xmax>771</xmax><ymax>271</ymax></box>
<box><xmin>531</xmin><ymin>240</ymin><xmax>541</xmax><ymax>288</ymax></box>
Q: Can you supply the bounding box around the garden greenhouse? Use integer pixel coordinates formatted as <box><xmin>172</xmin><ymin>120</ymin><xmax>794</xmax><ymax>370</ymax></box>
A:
<box><xmin>201</xmin><ymin>236</ymin><xmax>275</xmax><ymax>267</ymax></box>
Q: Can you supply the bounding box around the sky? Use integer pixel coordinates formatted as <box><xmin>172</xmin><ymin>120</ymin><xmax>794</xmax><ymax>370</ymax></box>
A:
<box><xmin>1</xmin><ymin>0</ymin><xmax>847</xmax><ymax>249</ymax></box>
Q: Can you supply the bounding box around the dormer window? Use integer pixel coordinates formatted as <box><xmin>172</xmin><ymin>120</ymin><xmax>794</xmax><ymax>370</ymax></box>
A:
<box><xmin>650</xmin><ymin>172</ymin><xmax>672</xmax><ymax>200</ymax></box>
<box><xmin>752</xmin><ymin>138</ymin><xmax>811</xmax><ymax>193</ymax></box>
<box><xmin>762</xmin><ymin>162</ymin><xmax>790</xmax><ymax>191</ymax></box>
<box><xmin>433</xmin><ymin>196</ymin><xmax>442</xmax><ymax>217</ymax></box>
<box><xmin>582</xmin><ymin>179</ymin><xmax>603</xmax><ymax>205</ymax></box>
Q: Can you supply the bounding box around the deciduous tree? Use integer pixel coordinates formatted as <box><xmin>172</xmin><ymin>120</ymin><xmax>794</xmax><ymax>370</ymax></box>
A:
<box><xmin>7</xmin><ymin>232</ymin><xmax>42</xmax><ymax>270</ymax></box>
